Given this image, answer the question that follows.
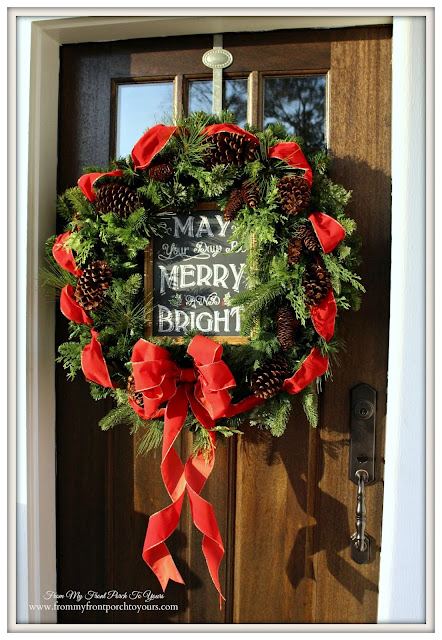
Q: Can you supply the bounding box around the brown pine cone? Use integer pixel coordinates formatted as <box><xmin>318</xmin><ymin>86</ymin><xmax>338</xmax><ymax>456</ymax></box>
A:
<box><xmin>303</xmin><ymin>262</ymin><xmax>331</xmax><ymax>305</ymax></box>
<box><xmin>148</xmin><ymin>161</ymin><xmax>174</xmax><ymax>182</ymax></box>
<box><xmin>252</xmin><ymin>354</ymin><xmax>290</xmax><ymax>400</ymax></box>
<box><xmin>205</xmin><ymin>132</ymin><xmax>258</xmax><ymax>168</ymax></box>
<box><xmin>74</xmin><ymin>260</ymin><xmax>112</xmax><ymax>311</ymax></box>
<box><xmin>223</xmin><ymin>187</ymin><xmax>243</xmax><ymax>222</ymax></box>
<box><xmin>287</xmin><ymin>236</ymin><xmax>303</xmax><ymax>265</ymax></box>
<box><xmin>240</xmin><ymin>181</ymin><xmax>260</xmax><ymax>208</ymax></box>
<box><xmin>127</xmin><ymin>374</ymin><xmax>144</xmax><ymax>408</ymax></box>
<box><xmin>95</xmin><ymin>182</ymin><xmax>141</xmax><ymax>218</ymax></box>
<box><xmin>277</xmin><ymin>307</ymin><xmax>300</xmax><ymax>350</ymax></box>
<box><xmin>298</xmin><ymin>226</ymin><xmax>321</xmax><ymax>252</ymax></box>
<box><xmin>277</xmin><ymin>176</ymin><xmax>311</xmax><ymax>215</ymax></box>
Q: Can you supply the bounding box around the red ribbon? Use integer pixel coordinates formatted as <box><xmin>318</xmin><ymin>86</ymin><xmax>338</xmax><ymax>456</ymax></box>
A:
<box><xmin>201</xmin><ymin>123</ymin><xmax>259</xmax><ymax>146</ymax></box>
<box><xmin>131</xmin><ymin>335</ymin><xmax>235</xmax><ymax>603</ymax></box>
<box><xmin>52</xmin><ymin>232</ymin><xmax>82</xmax><ymax>277</ymax></box>
<box><xmin>224</xmin><ymin>347</ymin><xmax>329</xmax><ymax>417</ymax></box>
<box><xmin>283</xmin><ymin>347</ymin><xmax>329</xmax><ymax>393</ymax></box>
<box><xmin>310</xmin><ymin>288</ymin><xmax>337</xmax><ymax>343</ymax></box>
<box><xmin>81</xmin><ymin>329</ymin><xmax>115</xmax><ymax>388</ymax></box>
<box><xmin>60</xmin><ymin>284</ymin><xmax>93</xmax><ymax>325</ymax></box>
<box><xmin>308</xmin><ymin>212</ymin><xmax>346</xmax><ymax>253</ymax></box>
<box><xmin>268</xmin><ymin>142</ymin><xmax>312</xmax><ymax>187</ymax></box>
<box><xmin>131</xmin><ymin>125</ymin><xmax>178</xmax><ymax>171</ymax></box>
<box><xmin>78</xmin><ymin>170</ymin><xmax>124</xmax><ymax>203</ymax></box>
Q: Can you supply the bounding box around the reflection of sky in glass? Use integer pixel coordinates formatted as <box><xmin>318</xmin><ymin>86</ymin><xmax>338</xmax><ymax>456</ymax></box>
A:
<box><xmin>188</xmin><ymin>79</ymin><xmax>248</xmax><ymax>128</ymax></box>
<box><xmin>116</xmin><ymin>83</ymin><xmax>173</xmax><ymax>157</ymax></box>
<box><xmin>264</xmin><ymin>76</ymin><xmax>326</xmax><ymax>150</ymax></box>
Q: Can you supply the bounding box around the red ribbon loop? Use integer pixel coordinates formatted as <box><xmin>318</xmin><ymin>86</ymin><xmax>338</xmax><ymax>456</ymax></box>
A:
<box><xmin>308</xmin><ymin>212</ymin><xmax>346</xmax><ymax>253</ymax></box>
<box><xmin>201</xmin><ymin>123</ymin><xmax>259</xmax><ymax>146</ymax></box>
<box><xmin>267</xmin><ymin>142</ymin><xmax>313</xmax><ymax>187</ymax></box>
<box><xmin>81</xmin><ymin>329</ymin><xmax>115</xmax><ymax>388</ymax></box>
<box><xmin>78</xmin><ymin>170</ymin><xmax>124</xmax><ymax>203</ymax></box>
<box><xmin>132</xmin><ymin>335</ymin><xmax>235</xmax><ymax>602</ymax></box>
<box><xmin>52</xmin><ymin>232</ymin><xmax>82</xmax><ymax>277</ymax></box>
<box><xmin>310</xmin><ymin>288</ymin><xmax>337</xmax><ymax>343</ymax></box>
<box><xmin>282</xmin><ymin>348</ymin><xmax>329</xmax><ymax>393</ymax></box>
<box><xmin>60</xmin><ymin>284</ymin><xmax>93</xmax><ymax>326</ymax></box>
<box><xmin>131</xmin><ymin>124</ymin><xmax>178</xmax><ymax>170</ymax></box>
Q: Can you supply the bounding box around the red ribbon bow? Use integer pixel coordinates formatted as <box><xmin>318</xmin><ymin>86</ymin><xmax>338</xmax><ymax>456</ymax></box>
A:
<box><xmin>131</xmin><ymin>335</ymin><xmax>236</xmax><ymax>604</ymax></box>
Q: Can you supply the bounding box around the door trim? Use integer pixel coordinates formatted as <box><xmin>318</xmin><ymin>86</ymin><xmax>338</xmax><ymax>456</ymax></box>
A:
<box><xmin>15</xmin><ymin>11</ymin><xmax>430</xmax><ymax>630</ymax></box>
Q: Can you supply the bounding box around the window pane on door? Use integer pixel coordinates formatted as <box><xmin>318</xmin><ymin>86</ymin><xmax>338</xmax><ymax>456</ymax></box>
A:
<box><xmin>263</xmin><ymin>76</ymin><xmax>326</xmax><ymax>150</ymax></box>
<box><xmin>116</xmin><ymin>82</ymin><xmax>173</xmax><ymax>157</ymax></box>
<box><xmin>188</xmin><ymin>78</ymin><xmax>248</xmax><ymax>128</ymax></box>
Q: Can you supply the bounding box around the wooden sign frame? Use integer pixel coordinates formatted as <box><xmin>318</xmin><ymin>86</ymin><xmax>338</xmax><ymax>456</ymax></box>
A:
<box><xmin>144</xmin><ymin>202</ymin><xmax>248</xmax><ymax>344</ymax></box>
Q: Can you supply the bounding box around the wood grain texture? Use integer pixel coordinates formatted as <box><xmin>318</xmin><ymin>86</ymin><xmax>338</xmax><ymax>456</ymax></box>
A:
<box><xmin>312</xmin><ymin>26</ymin><xmax>392</xmax><ymax>623</ymax></box>
<box><xmin>224</xmin><ymin>29</ymin><xmax>330</xmax><ymax>73</ymax></box>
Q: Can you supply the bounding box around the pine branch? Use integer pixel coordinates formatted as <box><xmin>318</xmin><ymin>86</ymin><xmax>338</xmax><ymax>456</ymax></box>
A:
<box><xmin>300</xmin><ymin>385</ymin><xmax>319</xmax><ymax>427</ymax></box>
<box><xmin>137</xmin><ymin>420</ymin><xmax>164</xmax><ymax>455</ymax></box>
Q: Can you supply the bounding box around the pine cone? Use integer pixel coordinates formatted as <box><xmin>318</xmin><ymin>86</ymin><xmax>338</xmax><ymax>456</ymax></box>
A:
<box><xmin>252</xmin><ymin>354</ymin><xmax>290</xmax><ymax>400</ymax></box>
<box><xmin>277</xmin><ymin>307</ymin><xmax>300</xmax><ymax>350</ymax></box>
<box><xmin>148</xmin><ymin>161</ymin><xmax>174</xmax><ymax>182</ymax></box>
<box><xmin>95</xmin><ymin>182</ymin><xmax>141</xmax><ymax>218</ymax></box>
<box><xmin>240</xmin><ymin>181</ymin><xmax>260</xmax><ymax>208</ymax></box>
<box><xmin>127</xmin><ymin>374</ymin><xmax>144</xmax><ymax>408</ymax></box>
<box><xmin>287</xmin><ymin>236</ymin><xmax>303</xmax><ymax>265</ymax></box>
<box><xmin>74</xmin><ymin>260</ymin><xmax>112</xmax><ymax>311</ymax></box>
<box><xmin>298</xmin><ymin>226</ymin><xmax>320</xmax><ymax>252</ymax></box>
<box><xmin>277</xmin><ymin>176</ymin><xmax>311</xmax><ymax>215</ymax></box>
<box><xmin>223</xmin><ymin>187</ymin><xmax>243</xmax><ymax>222</ymax></box>
<box><xmin>205</xmin><ymin>132</ymin><xmax>258</xmax><ymax>168</ymax></box>
<box><xmin>303</xmin><ymin>262</ymin><xmax>331</xmax><ymax>305</ymax></box>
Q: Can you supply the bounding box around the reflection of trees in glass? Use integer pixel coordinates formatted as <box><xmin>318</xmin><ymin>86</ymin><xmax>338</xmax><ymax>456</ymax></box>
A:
<box><xmin>264</xmin><ymin>76</ymin><xmax>326</xmax><ymax>149</ymax></box>
<box><xmin>188</xmin><ymin>79</ymin><xmax>248</xmax><ymax>127</ymax></box>
<box><xmin>224</xmin><ymin>80</ymin><xmax>248</xmax><ymax>127</ymax></box>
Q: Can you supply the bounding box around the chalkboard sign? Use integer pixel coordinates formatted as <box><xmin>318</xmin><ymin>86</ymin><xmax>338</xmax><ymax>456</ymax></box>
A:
<box><xmin>150</xmin><ymin>207</ymin><xmax>247</xmax><ymax>339</ymax></box>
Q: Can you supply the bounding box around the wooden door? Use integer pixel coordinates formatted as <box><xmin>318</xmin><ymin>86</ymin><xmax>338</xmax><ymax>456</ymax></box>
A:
<box><xmin>56</xmin><ymin>26</ymin><xmax>391</xmax><ymax>624</ymax></box>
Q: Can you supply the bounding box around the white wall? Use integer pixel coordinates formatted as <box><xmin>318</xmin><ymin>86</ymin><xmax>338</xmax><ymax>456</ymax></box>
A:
<box><xmin>377</xmin><ymin>16</ymin><xmax>427</xmax><ymax>624</ymax></box>
<box><xmin>16</xmin><ymin>16</ymin><xmax>32</xmax><ymax>625</ymax></box>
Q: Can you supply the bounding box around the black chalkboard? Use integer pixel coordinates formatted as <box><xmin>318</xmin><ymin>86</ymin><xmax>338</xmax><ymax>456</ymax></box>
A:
<box><xmin>152</xmin><ymin>210</ymin><xmax>247</xmax><ymax>338</ymax></box>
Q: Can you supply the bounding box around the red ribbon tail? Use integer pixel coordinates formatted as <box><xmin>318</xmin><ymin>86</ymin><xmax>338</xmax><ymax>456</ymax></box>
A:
<box><xmin>142</xmin><ymin>495</ymin><xmax>185</xmax><ymax>590</ymax></box>
<box><xmin>185</xmin><ymin>452</ymin><xmax>225</xmax><ymax>605</ymax></box>
<box><xmin>141</xmin><ymin>386</ymin><xmax>188</xmax><ymax>590</ymax></box>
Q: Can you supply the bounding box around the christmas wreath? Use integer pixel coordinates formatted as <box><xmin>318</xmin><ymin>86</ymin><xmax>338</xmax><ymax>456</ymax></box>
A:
<box><xmin>45</xmin><ymin>111</ymin><xmax>363</xmax><ymax>601</ymax></box>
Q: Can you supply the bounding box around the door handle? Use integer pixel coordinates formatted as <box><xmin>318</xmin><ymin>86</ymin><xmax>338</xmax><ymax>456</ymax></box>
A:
<box><xmin>349</xmin><ymin>384</ymin><xmax>376</xmax><ymax>564</ymax></box>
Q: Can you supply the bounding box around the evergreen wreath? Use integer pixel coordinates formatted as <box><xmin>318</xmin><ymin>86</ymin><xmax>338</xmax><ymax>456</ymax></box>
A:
<box><xmin>44</xmin><ymin>111</ymin><xmax>364</xmax><ymax>456</ymax></box>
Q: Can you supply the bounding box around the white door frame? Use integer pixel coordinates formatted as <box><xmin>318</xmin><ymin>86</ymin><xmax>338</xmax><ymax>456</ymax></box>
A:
<box><xmin>15</xmin><ymin>11</ymin><xmax>431</xmax><ymax>630</ymax></box>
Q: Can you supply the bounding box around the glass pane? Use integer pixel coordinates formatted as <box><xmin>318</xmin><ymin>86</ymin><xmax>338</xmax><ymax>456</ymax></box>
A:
<box><xmin>225</xmin><ymin>79</ymin><xmax>248</xmax><ymax>128</ymax></box>
<box><xmin>116</xmin><ymin>82</ymin><xmax>173</xmax><ymax>157</ymax></box>
<box><xmin>188</xmin><ymin>80</ymin><xmax>212</xmax><ymax>114</ymax></box>
<box><xmin>264</xmin><ymin>76</ymin><xmax>326</xmax><ymax>150</ymax></box>
<box><xmin>188</xmin><ymin>79</ymin><xmax>248</xmax><ymax>128</ymax></box>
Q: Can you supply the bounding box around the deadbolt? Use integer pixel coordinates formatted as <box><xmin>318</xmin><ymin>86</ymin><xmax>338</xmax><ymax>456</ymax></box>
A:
<box><xmin>354</xmin><ymin>399</ymin><xmax>374</xmax><ymax>420</ymax></box>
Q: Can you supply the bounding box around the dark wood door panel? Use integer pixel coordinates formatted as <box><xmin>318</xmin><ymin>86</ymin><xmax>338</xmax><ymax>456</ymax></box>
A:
<box><xmin>56</xmin><ymin>26</ymin><xmax>391</xmax><ymax>625</ymax></box>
